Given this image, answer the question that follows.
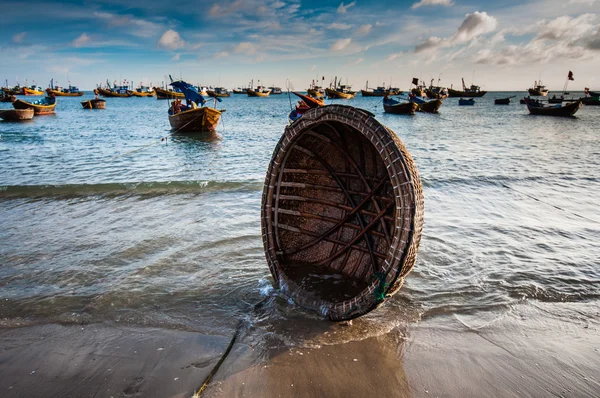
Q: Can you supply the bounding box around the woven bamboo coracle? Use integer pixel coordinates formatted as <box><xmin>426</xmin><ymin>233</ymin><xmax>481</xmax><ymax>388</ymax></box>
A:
<box><xmin>261</xmin><ymin>105</ymin><xmax>424</xmax><ymax>321</ymax></box>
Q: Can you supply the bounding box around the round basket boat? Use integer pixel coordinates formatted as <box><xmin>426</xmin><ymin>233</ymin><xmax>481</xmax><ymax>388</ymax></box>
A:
<box><xmin>261</xmin><ymin>105</ymin><xmax>424</xmax><ymax>321</ymax></box>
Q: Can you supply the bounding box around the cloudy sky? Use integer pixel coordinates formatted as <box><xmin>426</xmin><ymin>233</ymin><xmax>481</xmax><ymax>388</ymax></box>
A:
<box><xmin>2</xmin><ymin>0</ymin><xmax>599</xmax><ymax>91</ymax></box>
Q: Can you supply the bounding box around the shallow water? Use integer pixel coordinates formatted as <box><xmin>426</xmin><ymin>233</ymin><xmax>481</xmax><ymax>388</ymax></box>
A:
<box><xmin>1</xmin><ymin>92</ymin><xmax>599</xmax><ymax>346</ymax></box>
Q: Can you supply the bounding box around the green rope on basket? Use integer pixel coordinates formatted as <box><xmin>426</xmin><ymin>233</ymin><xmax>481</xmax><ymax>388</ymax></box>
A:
<box><xmin>372</xmin><ymin>272</ymin><xmax>389</xmax><ymax>302</ymax></box>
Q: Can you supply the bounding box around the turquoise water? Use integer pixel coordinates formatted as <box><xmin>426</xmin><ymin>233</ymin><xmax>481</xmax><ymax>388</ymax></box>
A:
<box><xmin>1</xmin><ymin>93</ymin><xmax>599</xmax><ymax>342</ymax></box>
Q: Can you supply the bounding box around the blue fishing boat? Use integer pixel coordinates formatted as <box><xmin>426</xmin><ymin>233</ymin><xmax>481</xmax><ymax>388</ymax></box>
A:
<box><xmin>458</xmin><ymin>98</ymin><xmax>475</xmax><ymax>106</ymax></box>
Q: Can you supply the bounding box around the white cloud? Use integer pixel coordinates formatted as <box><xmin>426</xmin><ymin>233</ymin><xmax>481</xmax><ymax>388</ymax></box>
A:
<box><xmin>234</xmin><ymin>42</ymin><xmax>257</xmax><ymax>55</ymax></box>
<box><xmin>354</xmin><ymin>57</ymin><xmax>364</xmax><ymax>64</ymax></box>
<box><xmin>329</xmin><ymin>23</ymin><xmax>352</xmax><ymax>30</ymax></box>
<box><xmin>310</xmin><ymin>65</ymin><xmax>317</xmax><ymax>71</ymax></box>
<box><xmin>72</xmin><ymin>33</ymin><xmax>91</xmax><ymax>48</ymax></box>
<box><xmin>157</xmin><ymin>30</ymin><xmax>185</xmax><ymax>50</ymax></box>
<box><xmin>386</xmin><ymin>52</ymin><xmax>404</xmax><ymax>61</ymax></box>
<box><xmin>415</xmin><ymin>11</ymin><xmax>497</xmax><ymax>52</ymax></box>
<box><xmin>171</xmin><ymin>53</ymin><xmax>181</xmax><ymax>61</ymax></box>
<box><xmin>411</xmin><ymin>0</ymin><xmax>454</xmax><ymax>9</ymax></box>
<box><xmin>569</xmin><ymin>0</ymin><xmax>595</xmax><ymax>4</ymax></box>
<box><xmin>93</xmin><ymin>12</ymin><xmax>161</xmax><ymax>38</ymax></box>
<box><xmin>337</xmin><ymin>1</ymin><xmax>356</xmax><ymax>14</ymax></box>
<box><xmin>213</xmin><ymin>51</ymin><xmax>230</xmax><ymax>58</ymax></box>
<box><xmin>12</xmin><ymin>32</ymin><xmax>26</xmax><ymax>44</ymax></box>
<box><xmin>331</xmin><ymin>38</ymin><xmax>352</xmax><ymax>51</ymax></box>
<box><xmin>356</xmin><ymin>24</ymin><xmax>372</xmax><ymax>35</ymax></box>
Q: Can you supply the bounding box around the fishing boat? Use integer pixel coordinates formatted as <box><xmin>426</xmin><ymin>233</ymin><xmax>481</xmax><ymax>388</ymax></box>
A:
<box><xmin>525</xmin><ymin>98</ymin><xmax>581</xmax><ymax>117</ymax></box>
<box><xmin>97</xmin><ymin>81</ymin><xmax>132</xmax><ymax>97</ymax></box>
<box><xmin>410</xmin><ymin>83</ymin><xmax>427</xmax><ymax>97</ymax></box>
<box><xmin>247</xmin><ymin>80</ymin><xmax>271</xmax><ymax>97</ymax></box>
<box><xmin>197</xmin><ymin>86</ymin><xmax>209</xmax><ymax>96</ymax></box>
<box><xmin>207</xmin><ymin>87</ymin><xmax>230</xmax><ymax>97</ymax></box>
<box><xmin>81</xmin><ymin>99</ymin><xmax>106</xmax><ymax>109</ymax></box>
<box><xmin>448</xmin><ymin>78</ymin><xmax>487</xmax><ymax>97</ymax></box>
<box><xmin>383</xmin><ymin>96</ymin><xmax>418</xmax><ymax>115</ymax></box>
<box><xmin>494</xmin><ymin>96</ymin><xmax>515</xmax><ymax>105</ymax></box>
<box><xmin>307</xmin><ymin>80</ymin><xmax>325</xmax><ymax>98</ymax></box>
<box><xmin>0</xmin><ymin>108</ymin><xmax>34</xmax><ymax>121</ymax></box>
<box><xmin>527</xmin><ymin>80</ymin><xmax>549</xmax><ymax>96</ymax></box>
<box><xmin>425</xmin><ymin>78</ymin><xmax>448</xmax><ymax>99</ymax></box>
<box><xmin>409</xmin><ymin>95</ymin><xmax>442</xmax><ymax>113</ymax></box>
<box><xmin>154</xmin><ymin>86</ymin><xmax>185</xmax><ymax>99</ymax></box>
<box><xmin>361</xmin><ymin>81</ymin><xmax>394</xmax><ymax>97</ymax></box>
<box><xmin>168</xmin><ymin>80</ymin><xmax>223</xmax><ymax>133</ymax></box>
<box><xmin>232</xmin><ymin>87</ymin><xmax>247</xmax><ymax>94</ymax></box>
<box><xmin>458</xmin><ymin>98</ymin><xmax>475</xmax><ymax>106</ymax></box>
<box><xmin>23</xmin><ymin>85</ymin><xmax>44</xmax><ymax>96</ymax></box>
<box><xmin>13</xmin><ymin>96</ymin><xmax>56</xmax><ymax>114</ymax></box>
<box><xmin>46</xmin><ymin>79</ymin><xmax>84</xmax><ymax>96</ymax></box>
<box><xmin>581</xmin><ymin>96</ymin><xmax>600</xmax><ymax>106</ymax></box>
<box><xmin>269</xmin><ymin>86</ymin><xmax>283</xmax><ymax>95</ymax></box>
<box><xmin>130</xmin><ymin>84</ymin><xmax>155</xmax><ymax>97</ymax></box>
<box><xmin>584</xmin><ymin>88</ymin><xmax>600</xmax><ymax>97</ymax></box>
<box><xmin>288</xmin><ymin>92</ymin><xmax>324</xmax><ymax>123</ymax></box>
<box><xmin>0</xmin><ymin>90</ymin><xmax>15</xmax><ymax>102</ymax></box>
<box><xmin>325</xmin><ymin>77</ymin><xmax>356</xmax><ymax>99</ymax></box>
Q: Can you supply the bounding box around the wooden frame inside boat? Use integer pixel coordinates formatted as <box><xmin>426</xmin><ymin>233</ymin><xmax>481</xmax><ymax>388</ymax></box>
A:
<box><xmin>261</xmin><ymin>105</ymin><xmax>424</xmax><ymax>321</ymax></box>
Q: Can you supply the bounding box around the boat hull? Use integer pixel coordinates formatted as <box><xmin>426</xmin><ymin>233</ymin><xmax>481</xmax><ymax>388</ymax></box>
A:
<box><xmin>581</xmin><ymin>97</ymin><xmax>600</xmax><ymax>106</ymax></box>
<box><xmin>154</xmin><ymin>87</ymin><xmax>184</xmax><ymax>99</ymax></box>
<box><xmin>361</xmin><ymin>90</ymin><xmax>386</xmax><ymax>97</ymax></box>
<box><xmin>527</xmin><ymin>100</ymin><xmax>581</xmax><ymax>117</ymax></box>
<box><xmin>247</xmin><ymin>89</ymin><xmax>271</xmax><ymax>97</ymax></box>
<box><xmin>494</xmin><ymin>98</ymin><xmax>510</xmax><ymax>105</ymax></box>
<box><xmin>23</xmin><ymin>88</ymin><xmax>44</xmax><ymax>96</ymax></box>
<box><xmin>46</xmin><ymin>89</ymin><xmax>84</xmax><ymax>97</ymax></box>
<box><xmin>458</xmin><ymin>99</ymin><xmax>475</xmax><ymax>106</ymax></box>
<box><xmin>0</xmin><ymin>108</ymin><xmax>34</xmax><ymax>121</ymax></box>
<box><xmin>207</xmin><ymin>90</ymin><xmax>230</xmax><ymax>98</ymax></box>
<box><xmin>325</xmin><ymin>88</ymin><xmax>356</xmax><ymax>99</ymax></box>
<box><xmin>169</xmin><ymin>107</ymin><xmax>222</xmax><ymax>133</ymax></box>
<box><xmin>307</xmin><ymin>89</ymin><xmax>324</xmax><ymax>98</ymax></box>
<box><xmin>448</xmin><ymin>89</ymin><xmax>487</xmax><ymax>97</ymax></box>
<box><xmin>12</xmin><ymin>99</ymin><xmax>56</xmax><ymax>115</ymax></box>
<box><xmin>81</xmin><ymin>99</ymin><xmax>106</xmax><ymax>109</ymax></box>
<box><xmin>383</xmin><ymin>101</ymin><xmax>418</xmax><ymax>115</ymax></box>
<box><xmin>528</xmin><ymin>89</ymin><xmax>549</xmax><ymax>96</ymax></box>
<box><xmin>416</xmin><ymin>99</ymin><xmax>442</xmax><ymax>113</ymax></box>
<box><xmin>130</xmin><ymin>91</ymin><xmax>155</xmax><ymax>97</ymax></box>
<box><xmin>97</xmin><ymin>88</ymin><xmax>132</xmax><ymax>98</ymax></box>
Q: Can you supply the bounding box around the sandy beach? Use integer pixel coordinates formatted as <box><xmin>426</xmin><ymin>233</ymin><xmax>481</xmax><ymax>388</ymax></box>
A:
<box><xmin>2</xmin><ymin>302</ymin><xmax>598</xmax><ymax>398</ymax></box>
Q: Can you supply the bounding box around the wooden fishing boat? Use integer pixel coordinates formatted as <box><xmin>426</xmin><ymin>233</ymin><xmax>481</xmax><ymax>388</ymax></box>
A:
<box><xmin>232</xmin><ymin>87</ymin><xmax>247</xmax><ymax>94</ymax></box>
<box><xmin>46</xmin><ymin>79</ymin><xmax>84</xmax><ymax>96</ymax></box>
<box><xmin>0</xmin><ymin>108</ymin><xmax>34</xmax><ymax>121</ymax></box>
<box><xmin>528</xmin><ymin>80</ymin><xmax>549</xmax><ymax>96</ymax></box>
<box><xmin>410</xmin><ymin>96</ymin><xmax>442</xmax><ymax>113</ymax></box>
<box><xmin>494</xmin><ymin>97</ymin><xmax>514</xmax><ymax>105</ymax></box>
<box><xmin>154</xmin><ymin>86</ymin><xmax>185</xmax><ymax>99</ymax></box>
<box><xmin>207</xmin><ymin>87</ymin><xmax>230</xmax><ymax>97</ymax></box>
<box><xmin>13</xmin><ymin>96</ymin><xmax>56</xmax><ymax>114</ymax></box>
<box><xmin>547</xmin><ymin>95</ymin><xmax>576</xmax><ymax>104</ymax></box>
<box><xmin>247</xmin><ymin>84</ymin><xmax>271</xmax><ymax>97</ymax></box>
<box><xmin>584</xmin><ymin>89</ymin><xmax>600</xmax><ymax>97</ymax></box>
<box><xmin>525</xmin><ymin>99</ymin><xmax>581</xmax><ymax>117</ymax></box>
<box><xmin>307</xmin><ymin>80</ymin><xmax>325</xmax><ymax>98</ymax></box>
<box><xmin>168</xmin><ymin>80</ymin><xmax>223</xmax><ymax>133</ymax></box>
<box><xmin>288</xmin><ymin>92</ymin><xmax>324</xmax><ymax>123</ymax></box>
<box><xmin>130</xmin><ymin>85</ymin><xmax>155</xmax><ymax>97</ymax></box>
<box><xmin>383</xmin><ymin>96</ymin><xmax>418</xmax><ymax>114</ymax></box>
<box><xmin>448</xmin><ymin>78</ymin><xmax>486</xmax><ymax>97</ymax></box>
<box><xmin>458</xmin><ymin>98</ymin><xmax>475</xmax><ymax>106</ymax></box>
<box><xmin>0</xmin><ymin>90</ymin><xmax>15</xmax><ymax>102</ymax></box>
<box><xmin>23</xmin><ymin>87</ymin><xmax>44</xmax><ymax>96</ymax></box>
<box><xmin>81</xmin><ymin>99</ymin><xmax>106</xmax><ymax>109</ymax></box>
<box><xmin>361</xmin><ymin>82</ymin><xmax>395</xmax><ymax>97</ymax></box>
<box><xmin>326</xmin><ymin>77</ymin><xmax>356</xmax><ymax>99</ymax></box>
<box><xmin>581</xmin><ymin>96</ymin><xmax>600</xmax><ymax>106</ymax></box>
<box><xmin>269</xmin><ymin>86</ymin><xmax>283</xmax><ymax>95</ymax></box>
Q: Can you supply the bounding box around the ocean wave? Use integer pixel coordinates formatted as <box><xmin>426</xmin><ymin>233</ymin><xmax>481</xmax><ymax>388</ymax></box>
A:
<box><xmin>0</xmin><ymin>180</ymin><xmax>263</xmax><ymax>199</ymax></box>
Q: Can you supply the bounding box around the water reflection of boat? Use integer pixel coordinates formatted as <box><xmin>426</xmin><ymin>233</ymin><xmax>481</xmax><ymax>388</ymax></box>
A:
<box><xmin>168</xmin><ymin>80</ymin><xmax>223</xmax><ymax>133</ymax></box>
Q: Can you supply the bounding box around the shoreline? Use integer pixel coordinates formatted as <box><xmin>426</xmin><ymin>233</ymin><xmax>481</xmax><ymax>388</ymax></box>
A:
<box><xmin>1</xmin><ymin>302</ymin><xmax>598</xmax><ymax>398</ymax></box>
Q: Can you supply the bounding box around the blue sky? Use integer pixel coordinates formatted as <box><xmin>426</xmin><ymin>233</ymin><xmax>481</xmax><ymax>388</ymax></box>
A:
<box><xmin>2</xmin><ymin>0</ymin><xmax>599</xmax><ymax>90</ymax></box>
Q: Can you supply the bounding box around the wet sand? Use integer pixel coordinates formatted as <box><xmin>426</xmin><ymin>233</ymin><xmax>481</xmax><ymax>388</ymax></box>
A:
<box><xmin>1</xmin><ymin>303</ymin><xmax>599</xmax><ymax>398</ymax></box>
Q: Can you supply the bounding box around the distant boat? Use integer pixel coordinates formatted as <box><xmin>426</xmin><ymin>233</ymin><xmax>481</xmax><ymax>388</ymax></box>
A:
<box><xmin>383</xmin><ymin>96</ymin><xmax>418</xmax><ymax>114</ymax></box>
<box><xmin>325</xmin><ymin>77</ymin><xmax>356</xmax><ymax>99</ymax></box>
<box><xmin>130</xmin><ymin>84</ymin><xmax>155</xmax><ymax>97</ymax></box>
<box><xmin>13</xmin><ymin>96</ymin><xmax>56</xmax><ymax>114</ymax></box>
<box><xmin>409</xmin><ymin>95</ymin><xmax>442</xmax><ymax>113</ymax></box>
<box><xmin>410</xmin><ymin>83</ymin><xmax>427</xmax><ymax>98</ymax></box>
<box><xmin>458</xmin><ymin>98</ymin><xmax>475</xmax><ymax>106</ymax></box>
<box><xmin>0</xmin><ymin>108</ymin><xmax>34</xmax><ymax>121</ymax></box>
<box><xmin>288</xmin><ymin>92</ymin><xmax>324</xmax><ymax>123</ymax></box>
<box><xmin>448</xmin><ymin>78</ymin><xmax>486</xmax><ymax>97</ymax></box>
<box><xmin>528</xmin><ymin>80</ymin><xmax>549</xmax><ymax>96</ymax></box>
<box><xmin>361</xmin><ymin>81</ymin><xmax>402</xmax><ymax>97</ymax></box>
<box><xmin>97</xmin><ymin>81</ymin><xmax>132</xmax><ymax>97</ymax></box>
<box><xmin>247</xmin><ymin>80</ymin><xmax>271</xmax><ymax>97</ymax></box>
<box><xmin>168</xmin><ymin>80</ymin><xmax>223</xmax><ymax>133</ymax></box>
<box><xmin>525</xmin><ymin>98</ymin><xmax>581</xmax><ymax>117</ymax></box>
<box><xmin>154</xmin><ymin>86</ymin><xmax>185</xmax><ymax>99</ymax></box>
<box><xmin>207</xmin><ymin>87</ymin><xmax>231</xmax><ymax>97</ymax></box>
<box><xmin>584</xmin><ymin>88</ymin><xmax>600</xmax><ymax>97</ymax></box>
<box><xmin>581</xmin><ymin>96</ymin><xmax>600</xmax><ymax>106</ymax></box>
<box><xmin>23</xmin><ymin>85</ymin><xmax>44</xmax><ymax>96</ymax></box>
<box><xmin>269</xmin><ymin>86</ymin><xmax>283</xmax><ymax>95</ymax></box>
<box><xmin>81</xmin><ymin>99</ymin><xmax>106</xmax><ymax>109</ymax></box>
<box><xmin>494</xmin><ymin>96</ymin><xmax>515</xmax><ymax>105</ymax></box>
<box><xmin>307</xmin><ymin>80</ymin><xmax>325</xmax><ymax>98</ymax></box>
<box><xmin>46</xmin><ymin>79</ymin><xmax>84</xmax><ymax>96</ymax></box>
<box><xmin>232</xmin><ymin>87</ymin><xmax>247</xmax><ymax>94</ymax></box>
<box><xmin>0</xmin><ymin>89</ymin><xmax>15</xmax><ymax>102</ymax></box>
<box><xmin>425</xmin><ymin>78</ymin><xmax>448</xmax><ymax>99</ymax></box>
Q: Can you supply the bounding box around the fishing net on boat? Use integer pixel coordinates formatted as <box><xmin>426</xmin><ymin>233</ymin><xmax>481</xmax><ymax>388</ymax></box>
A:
<box><xmin>261</xmin><ymin>105</ymin><xmax>424</xmax><ymax>321</ymax></box>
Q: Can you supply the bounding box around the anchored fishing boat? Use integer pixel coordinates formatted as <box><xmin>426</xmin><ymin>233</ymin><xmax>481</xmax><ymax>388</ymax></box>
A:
<box><xmin>81</xmin><ymin>99</ymin><xmax>106</xmax><ymax>109</ymax></box>
<box><xmin>130</xmin><ymin>84</ymin><xmax>155</xmax><ymax>97</ymax></box>
<box><xmin>232</xmin><ymin>87</ymin><xmax>247</xmax><ymax>94</ymax></box>
<box><xmin>581</xmin><ymin>96</ymin><xmax>600</xmax><ymax>106</ymax></box>
<box><xmin>0</xmin><ymin>108</ymin><xmax>34</xmax><ymax>121</ymax></box>
<box><xmin>23</xmin><ymin>84</ymin><xmax>44</xmax><ymax>96</ymax></box>
<box><xmin>288</xmin><ymin>92</ymin><xmax>324</xmax><ymax>123</ymax></box>
<box><xmin>494</xmin><ymin>96</ymin><xmax>515</xmax><ymax>105</ymax></box>
<box><xmin>307</xmin><ymin>79</ymin><xmax>325</xmax><ymax>98</ymax></box>
<box><xmin>154</xmin><ymin>86</ymin><xmax>185</xmax><ymax>99</ymax></box>
<box><xmin>269</xmin><ymin>86</ymin><xmax>283</xmax><ymax>95</ymax></box>
<box><xmin>584</xmin><ymin>88</ymin><xmax>600</xmax><ymax>97</ymax></box>
<box><xmin>0</xmin><ymin>89</ymin><xmax>15</xmax><ymax>102</ymax></box>
<box><xmin>528</xmin><ymin>80</ymin><xmax>549</xmax><ymax>96</ymax></box>
<box><xmin>247</xmin><ymin>80</ymin><xmax>271</xmax><ymax>97</ymax></box>
<box><xmin>207</xmin><ymin>87</ymin><xmax>230</xmax><ymax>97</ymax></box>
<box><xmin>409</xmin><ymin>94</ymin><xmax>442</xmax><ymax>113</ymax></box>
<box><xmin>46</xmin><ymin>79</ymin><xmax>84</xmax><ymax>96</ymax></box>
<box><xmin>97</xmin><ymin>81</ymin><xmax>132</xmax><ymax>97</ymax></box>
<box><xmin>383</xmin><ymin>96</ymin><xmax>418</xmax><ymax>115</ymax></box>
<box><xmin>361</xmin><ymin>81</ymin><xmax>401</xmax><ymax>97</ymax></box>
<box><xmin>525</xmin><ymin>98</ymin><xmax>581</xmax><ymax>117</ymax></box>
<box><xmin>448</xmin><ymin>78</ymin><xmax>487</xmax><ymax>97</ymax></box>
<box><xmin>325</xmin><ymin>77</ymin><xmax>356</xmax><ymax>99</ymax></box>
<box><xmin>458</xmin><ymin>98</ymin><xmax>475</xmax><ymax>106</ymax></box>
<box><xmin>167</xmin><ymin>80</ymin><xmax>223</xmax><ymax>133</ymax></box>
<box><xmin>13</xmin><ymin>96</ymin><xmax>56</xmax><ymax>114</ymax></box>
